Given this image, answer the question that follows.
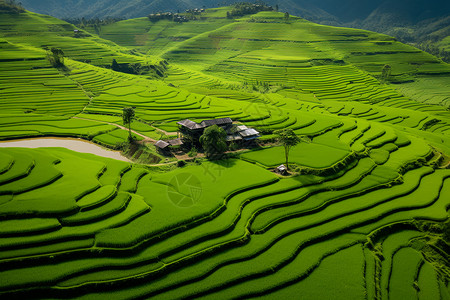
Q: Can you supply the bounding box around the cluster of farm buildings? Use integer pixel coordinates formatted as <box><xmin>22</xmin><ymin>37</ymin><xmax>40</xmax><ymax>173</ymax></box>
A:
<box><xmin>155</xmin><ymin>117</ymin><xmax>260</xmax><ymax>151</ymax></box>
<box><xmin>148</xmin><ymin>8</ymin><xmax>205</xmax><ymax>23</ymax></box>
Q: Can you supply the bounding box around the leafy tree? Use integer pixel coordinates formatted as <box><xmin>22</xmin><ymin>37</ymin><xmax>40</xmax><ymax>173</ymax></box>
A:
<box><xmin>122</xmin><ymin>107</ymin><xmax>135</xmax><ymax>141</ymax></box>
<box><xmin>275</xmin><ymin>128</ymin><xmax>308</xmax><ymax>170</ymax></box>
<box><xmin>156</xmin><ymin>129</ymin><xmax>168</xmax><ymax>140</ymax></box>
<box><xmin>200</xmin><ymin>125</ymin><xmax>227</xmax><ymax>159</ymax></box>
<box><xmin>46</xmin><ymin>47</ymin><xmax>65</xmax><ymax>67</ymax></box>
<box><xmin>111</xmin><ymin>59</ymin><xmax>120</xmax><ymax>71</ymax></box>
<box><xmin>227</xmin><ymin>2</ymin><xmax>273</xmax><ymax>18</ymax></box>
<box><xmin>381</xmin><ymin>64</ymin><xmax>391</xmax><ymax>83</ymax></box>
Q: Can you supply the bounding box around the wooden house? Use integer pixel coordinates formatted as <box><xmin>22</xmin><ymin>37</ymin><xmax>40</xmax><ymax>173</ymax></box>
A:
<box><xmin>177</xmin><ymin>118</ymin><xmax>259</xmax><ymax>145</ymax></box>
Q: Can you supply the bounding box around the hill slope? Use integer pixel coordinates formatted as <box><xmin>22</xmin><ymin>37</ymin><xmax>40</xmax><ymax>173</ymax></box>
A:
<box><xmin>92</xmin><ymin>8</ymin><xmax>450</xmax><ymax>109</ymax></box>
<box><xmin>19</xmin><ymin>0</ymin><xmax>450</xmax><ymax>61</ymax></box>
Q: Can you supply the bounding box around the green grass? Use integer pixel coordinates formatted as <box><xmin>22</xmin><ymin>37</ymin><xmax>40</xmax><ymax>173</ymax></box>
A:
<box><xmin>0</xmin><ymin>5</ymin><xmax>449</xmax><ymax>299</ymax></box>
<box><xmin>377</xmin><ymin>230</ymin><xmax>425</xmax><ymax>300</ymax></box>
<box><xmin>77</xmin><ymin>185</ymin><xmax>117</xmax><ymax>211</ymax></box>
<box><xmin>258</xmin><ymin>244</ymin><xmax>365</xmax><ymax>300</ymax></box>
<box><xmin>118</xmin><ymin>167</ymin><xmax>148</xmax><ymax>193</ymax></box>
<box><xmin>0</xmin><ymin>12</ymin><xmax>159</xmax><ymax>67</ymax></box>
<box><xmin>0</xmin><ymin>218</ymin><xmax>61</xmax><ymax>236</ymax></box>
<box><xmin>418</xmin><ymin>262</ymin><xmax>441</xmax><ymax>300</ymax></box>
<box><xmin>95</xmin><ymin>159</ymin><xmax>278</xmax><ymax>248</ymax></box>
<box><xmin>389</xmin><ymin>247</ymin><xmax>423</xmax><ymax>300</ymax></box>
<box><xmin>241</xmin><ymin>142</ymin><xmax>351</xmax><ymax>169</ymax></box>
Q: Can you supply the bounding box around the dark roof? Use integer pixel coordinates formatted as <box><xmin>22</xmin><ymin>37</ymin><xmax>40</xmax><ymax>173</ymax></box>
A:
<box><xmin>200</xmin><ymin>117</ymin><xmax>233</xmax><ymax>128</ymax></box>
<box><xmin>177</xmin><ymin>119</ymin><xmax>203</xmax><ymax>130</ymax></box>
<box><xmin>155</xmin><ymin>140</ymin><xmax>170</xmax><ymax>149</ymax></box>
<box><xmin>168</xmin><ymin>138</ymin><xmax>184</xmax><ymax>146</ymax></box>
<box><xmin>178</xmin><ymin>118</ymin><xmax>233</xmax><ymax>130</ymax></box>
<box><xmin>155</xmin><ymin>138</ymin><xmax>184</xmax><ymax>149</ymax></box>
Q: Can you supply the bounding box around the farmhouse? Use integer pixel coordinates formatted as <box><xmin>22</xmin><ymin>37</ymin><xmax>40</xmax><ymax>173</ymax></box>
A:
<box><xmin>154</xmin><ymin>138</ymin><xmax>184</xmax><ymax>152</ymax></box>
<box><xmin>177</xmin><ymin>118</ymin><xmax>260</xmax><ymax>145</ymax></box>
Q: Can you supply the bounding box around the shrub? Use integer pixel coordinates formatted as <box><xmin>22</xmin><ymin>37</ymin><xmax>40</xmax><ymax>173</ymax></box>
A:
<box><xmin>188</xmin><ymin>147</ymin><xmax>198</xmax><ymax>157</ymax></box>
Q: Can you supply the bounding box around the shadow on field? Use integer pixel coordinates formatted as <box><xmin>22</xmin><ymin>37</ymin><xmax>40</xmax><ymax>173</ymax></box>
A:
<box><xmin>206</xmin><ymin>158</ymin><xmax>239</xmax><ymax>169</ymax></box>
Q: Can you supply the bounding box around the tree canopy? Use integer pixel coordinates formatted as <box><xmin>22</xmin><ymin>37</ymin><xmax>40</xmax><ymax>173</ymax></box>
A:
<box><xmin>275</xmin><ymin>128</ymin><xmax>302</xmax><ymax>170</ymax></box>
<box><xmin>122</xmin><ymin>107</ymin><xmax>135</xmax><ymax>141</ymax></box>
<box><xmin>46</xmin><ymin>47</ymin><xmax>65</xmax><ymax>68</ymax></box>
<box><xmin>200</xmin><ymin>125</ymin><xmax>227</xmax><ymax>159</ymax></box>
<box><xmin>381</xmin><ymin>64</ymin><xmax>392</xmax><ymax>83</ymax></box>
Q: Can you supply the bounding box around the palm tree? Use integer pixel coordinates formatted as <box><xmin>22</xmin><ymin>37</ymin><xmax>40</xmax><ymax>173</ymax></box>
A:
<box><xmin>275</xmin><ymin>128</ymin><xmax>309</xmax><ymax>170</ymax></box>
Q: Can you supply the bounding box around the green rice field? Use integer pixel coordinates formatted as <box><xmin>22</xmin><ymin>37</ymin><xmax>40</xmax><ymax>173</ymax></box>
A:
<box><xmin>0</xmin><ymin>5</ymin><xmax>449</xmax><ymax>299</ymax></box>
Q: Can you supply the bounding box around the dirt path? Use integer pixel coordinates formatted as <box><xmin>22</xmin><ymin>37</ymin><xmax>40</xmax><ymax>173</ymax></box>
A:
<box><xmin>73</xmin><ymin>116</ymin><xmax>157</xmax><ymax>143</ymax></box>
<box><xmin>150</xmin><ymin>126</ymin><xmax>178</xmax><ymax>136</ymax></box>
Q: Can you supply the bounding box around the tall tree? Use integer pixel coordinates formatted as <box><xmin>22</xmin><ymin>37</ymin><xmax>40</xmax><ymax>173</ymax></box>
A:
<box><xmin>122</xmin><ymin>107</ymin><xmax>135</xmax><ymax>141</ymax></box>
<box><xmin>200</xmin><ymin>125</ymin><xmax>227</xmax><ymax>159</ymax></box>
<box><xmin>111</xmin><ymin>59</ymin><xmax>120</xmax><ymax>71</ymax></box>
<box><xmin>275</xmin><ymin>128</ymin><xmax>308</xmax><ymax>170</ymax></box>
<box><xmin>381</xmin><ymin>64</ymin><xmax>391</xmax><ymax>83</ymax></box>
<box><xmin>46</xmin><ymin>47</ymin><xmax>65</xmax><ymax>67</ymax></box>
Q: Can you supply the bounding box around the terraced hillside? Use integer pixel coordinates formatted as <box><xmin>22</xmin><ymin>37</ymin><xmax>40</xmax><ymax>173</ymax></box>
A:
<box><xmin>93</xmin><ymin>9</ymin><xmax>450</xmax><ymax>140</ymax></box>
<box><xmin>0</xmin><ymin>120</ymin><xmax>449</xmax><ymax>299</ymax></box>
<box><xmin>0</xmin><ymin>5</ymin><xmax>449</xmax><ymax>300</ymax></box>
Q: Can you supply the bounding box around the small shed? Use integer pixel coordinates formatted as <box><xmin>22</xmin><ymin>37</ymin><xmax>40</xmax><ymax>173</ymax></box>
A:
<box><xmin>276</xmin><ymin>164</ymin><xmax>288</xmax><ymax>175</ymax></box>
<box><xmin>236</xmin><ymin>125</ymin><xmax>248</xmax><ymax>131</ymax></box>
<box><xmin>168</xmin><ymin>138</ymin><xmax>184</xmax><ymax>147</ymax></box>
<box><xmin>155</xmin><ymin>138</ymin><xmax>184</xmax><ymax>153</ymax></box>
<box><xmin>239</xmin><ymin>128</ymin><xmax>260</xmax><ymax>140</ymax></box>
<box><xmin>155</xmin><ymin>140</ymin><xmax>170</xmax><ymax>150</ymax></box>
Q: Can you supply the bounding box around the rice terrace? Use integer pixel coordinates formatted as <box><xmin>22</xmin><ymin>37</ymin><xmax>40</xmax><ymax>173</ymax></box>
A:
<box><xmin>0</xmin><ymin>0</ymin><xmax>450</xmax><ymax>299</ymax></box>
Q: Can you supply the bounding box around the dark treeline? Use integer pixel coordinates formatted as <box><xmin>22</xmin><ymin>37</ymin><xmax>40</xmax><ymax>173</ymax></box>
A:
<box><xmin>417</xmin><ymin>42</ymin><xmax>450</xmax><ymax>63</ymax></box>
<box><xmin>358</xmin><ymin>14</ymin><xmax>450</xmax><ymax>63</ymax></box>
<box><xmin>111</xmin><ymin>58</ymin><xmax>168</xmax><ymax>77</ymax></box>
<box><xmin>0</xmin><ymin>0</ymin><xmax>25</xmax><ymax>13</ymax></box>
<box><xmin>148</xmin><ymin>8</ymin><xmax>205</xmax><ymax>23</ymax></box>
<box><xmin>148</xmin><ymin>12</ymin><xmax>189</xmax><ymax>23</ymax></box>
<box><xmin>382</xmin><ymin>31</ymin><xmax>450</xmax><ymax>63</ymax></box>
<box><xmin>64</xmin><ymin>17</ymin><xmax>124</xmax><ymax>34</ymax></box>
<box><xmin>226</xmin><ymin>2</ymin><xmax>273</xmax><ymax>18</ymax></box>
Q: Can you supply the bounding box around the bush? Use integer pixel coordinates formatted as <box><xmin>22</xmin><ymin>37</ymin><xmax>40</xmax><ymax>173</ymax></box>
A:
<box><xmin>229</xmin><ymin>142</ymin><xmax>240</xmax><ymax>151</ymax></box>
<box><xmin>188</xmin><ymin>147</ymin><xmax>198</xmax><ymax>157</ymax></box>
